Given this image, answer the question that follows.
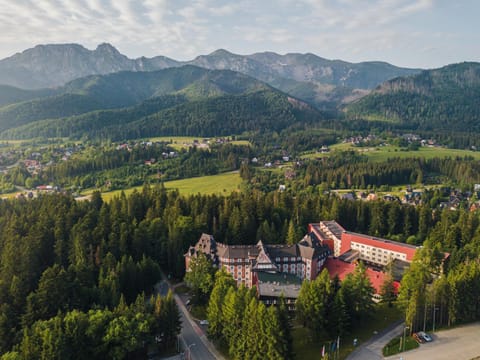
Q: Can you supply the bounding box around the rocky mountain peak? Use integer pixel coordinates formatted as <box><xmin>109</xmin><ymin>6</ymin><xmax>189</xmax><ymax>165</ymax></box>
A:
<box><xmin>95</xmin><ymin>43</ymin><xmax>120</xmax><ymax>54</ymax></box>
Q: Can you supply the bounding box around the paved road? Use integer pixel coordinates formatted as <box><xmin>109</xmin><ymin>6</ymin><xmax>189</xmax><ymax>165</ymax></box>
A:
<box><xmin>156</xmin><ymin>279</ymin><xmax>221</xmax><ymax>360</ymax></box>
<box><xmin>176</xmin><ymin>294</ymin><xmax>219</xmax><ymax>360</ymax></box>
<box><xmin>347</xmin><ymin>321</ymin><xmax>404</xmax><ymax>360</ymax></box>
<box><xmin>385</xmin><ymin>322</ymin><xmax>480</xmax><ymax>360</ymax></box>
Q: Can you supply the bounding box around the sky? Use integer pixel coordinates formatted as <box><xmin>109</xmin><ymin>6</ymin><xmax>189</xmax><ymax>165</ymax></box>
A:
<box><xmin>0</xmin><ymin>0</ymin><xmax>477</xmax><ymax>69</ymax></box>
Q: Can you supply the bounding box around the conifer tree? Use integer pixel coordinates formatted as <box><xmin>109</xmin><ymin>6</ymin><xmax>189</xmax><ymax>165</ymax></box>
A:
<box><xmin>277</xmin><ymin>296</ymin><xmax>294</xmax><ymax>360</ymax></box>
<box><xmin>265</xmin><ymin>305</ymin><xmax>287</xmax><ymax>360</ymax></box>
<box><xmin>243</xmin><ymin>298</ymin><xmax>261</xmax><ymax>360</ymax></box>
<box><xmin>207</xmin><ymin>269</ymin><xmax>235</xmax><ymax>340</ymax></box>
<box><xmin>184</xmin><ymin>253</ymin><xmax>216</xmax><ymax>304</ymax></box>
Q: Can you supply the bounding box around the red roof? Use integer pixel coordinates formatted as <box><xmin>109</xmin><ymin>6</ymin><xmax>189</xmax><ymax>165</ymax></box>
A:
<box><xmin>324</xmin><ymin>258</ymin><xmax>399</xmax><ymax>294</ymax></box>
<box><xmin>341</xmin><ymin>232</ymin><xmax>417</xmax><ymax>261</ymax></box>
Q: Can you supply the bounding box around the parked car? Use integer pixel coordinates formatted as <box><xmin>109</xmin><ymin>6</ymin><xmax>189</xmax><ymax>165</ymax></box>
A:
<box><xmin>418</xmin><ymin>331</ymin><xmax>433</xmax><ymax>342</ymax></box>
<box><xmin>185</xmin><ymin>299</ymin><xmax>191</xmax><ymax>305</ymax></box>
<box><xmin>200</xmin><ymin>319</ymin><xmax>209</xmax><ymax>325</ymax></box>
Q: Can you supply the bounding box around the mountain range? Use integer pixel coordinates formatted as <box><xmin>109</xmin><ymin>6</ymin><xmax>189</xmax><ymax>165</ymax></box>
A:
<box><xmin>345</xmin><ymin>62</ymin><xmax>480</xmax><ymax>132</ymax></box>
<box><xmin>0</xmin><ymin>43</ymin><xmax>420</xmax><ymax>109</ymax></box>
<box><xmin>1</xmin><ymin>43</ymin><xmax>479</xmax><ymax>139</ymax></box>
<box><xmin>0</xmin><ymin>66</ymin><xmax>321</xmax><ymax>140</ymax></box>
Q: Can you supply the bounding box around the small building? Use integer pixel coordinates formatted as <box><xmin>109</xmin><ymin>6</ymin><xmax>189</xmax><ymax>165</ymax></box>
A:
<box><xmin>256</xmin><ymin>272</ymin><xmax>302</xmax><ymax>311</ymax></box>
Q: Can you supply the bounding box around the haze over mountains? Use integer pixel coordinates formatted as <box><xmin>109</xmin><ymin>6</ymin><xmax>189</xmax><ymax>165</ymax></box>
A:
<box><xmin>0</xmin><ymin>43</ymin><xmax>420</xmax><ymax>110</ymax></box>
<box><xmin>0</xmin><ymin>43</ymin><xmax>479</xmax><ymax>139</ymax></box>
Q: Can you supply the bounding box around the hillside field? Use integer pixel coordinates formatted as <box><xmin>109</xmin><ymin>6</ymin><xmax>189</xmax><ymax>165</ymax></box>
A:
<box><xmin>301</xmin><ymin>143</ymin><xmax>480</xmax><ymax>161</ymax></box>
<box><xmin>99</xmin><ymin>171</ymin><xmax>242</xmax><ymax>201</ymax></box>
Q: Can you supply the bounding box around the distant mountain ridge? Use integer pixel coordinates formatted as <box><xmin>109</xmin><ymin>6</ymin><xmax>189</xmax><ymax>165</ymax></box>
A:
<box><xmin>0</xmin><ymin>65</ymin><xmax>321</xmax><ymax>139</ymax></box>
<box><xmin>345</xmin><ymin>62</ymin><xmax>480</xmax><ymax>131</ymax></box>
<box><xmin>0</xmin><ymin>43</ymin><xmax>421</xmax><ymax>109</ymax></box>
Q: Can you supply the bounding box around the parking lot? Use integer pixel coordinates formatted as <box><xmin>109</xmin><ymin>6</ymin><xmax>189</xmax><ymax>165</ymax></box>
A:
<box><xmin>386</xmin><ymin>322</ymin><xmax>480</xmax><ymax>360</ymax></box>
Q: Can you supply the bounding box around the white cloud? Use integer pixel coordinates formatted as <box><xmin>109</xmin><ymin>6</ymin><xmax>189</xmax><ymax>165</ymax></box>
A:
<box><xmin>0</xmin><ymin>0</ymin><xmax>476</xmax><ymax>68</ymax></box>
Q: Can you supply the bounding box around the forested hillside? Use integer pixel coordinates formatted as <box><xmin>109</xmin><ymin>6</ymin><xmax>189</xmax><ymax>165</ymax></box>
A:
<box><xmin>0</xmin><ymin>66</ymin><xmax>321</xmax><ymax>139</ymax></box>
<box><xmin>0</xmin><ymin>85</ymin><xmax>56</xmax><ymax>107</ymax></box>
<box><xmin>0</xmin><ymin>65</ymin><xmax>270</xmax><ymax>129</ymax></box>
<box><xmin>1</xmin><ymin>182</ymin><xmax>480</xmax><ymax>357</ymax></box>
<box><xmin>346</xmin><ymin>62</ymin><xmax>480</xmax><ymax>131</ymax></box>
<box><xmin>1</xmin><ymin>89</ymin><xmax>320</xmax><ymax>140</ymax></box>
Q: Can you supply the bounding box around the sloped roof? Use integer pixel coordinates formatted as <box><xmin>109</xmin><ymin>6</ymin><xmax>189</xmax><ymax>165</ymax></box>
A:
<box><xmin>220</xmin><ymin>244</ymin><xmax>258</xmax><ymax>259</ymax></box>
<box><xmin>266</xmin><ymin>244</ymin><xmax>299</xmax><ymax>258</ymax></box>
<box><xmin>324</xmin><ymin>258</ymin><xmax>400</xmax><ymax>295</ymax></box>
<box><xmin>321</xmin><ymin>220</ymin><xmax>345</xmax><ymax>238</ymax></box>
<box><xmin>253</xmin><ymin>245</ymin><xmax>279</xmax><ymax>271</ymax></box>
<box><xmin>257</xmin><ymin>272</ymin><xmax>302</xmax><ymax>299</ymax></box>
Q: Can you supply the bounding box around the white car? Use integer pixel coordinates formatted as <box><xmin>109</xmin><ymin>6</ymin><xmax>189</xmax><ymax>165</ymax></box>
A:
<box><xmin>199</xmin><ymin>320</ymin><xmax>209</xmax><ymax>325</ymax></box>
<box><xmin>418</xmin><ymin>331</ymin><xmax>432</xmax><ymax>342</ymax></box>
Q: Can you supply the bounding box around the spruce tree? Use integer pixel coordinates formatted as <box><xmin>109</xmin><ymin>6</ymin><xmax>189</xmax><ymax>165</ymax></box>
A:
<box><xmin>206</xmin><ymin>269</ymin><xmax>235</xmax><ymax>340</ymax></box>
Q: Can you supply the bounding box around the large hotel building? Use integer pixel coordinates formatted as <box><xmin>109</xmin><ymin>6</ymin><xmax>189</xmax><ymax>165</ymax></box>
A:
<box><xmin>185</xmin><ymin>220</ymin><xmax>421</xmax><ymax>306</ymax></box>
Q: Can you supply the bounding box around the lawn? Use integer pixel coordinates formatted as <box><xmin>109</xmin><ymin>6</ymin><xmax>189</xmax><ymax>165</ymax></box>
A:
<box><xmin>162</xmin><ymin>171</ymin><xmax>242</xmax><ymax>195</ymax></box>
<box><xmin>99</xmin><ymin>171</ymin><xmax>242</xmax><ymax>202</ymax></box>
<box><xmin>292</xmin><ymin>303</ymin><xmax>402</xmax><ymax>360</ymax></box>
<box><xmin>301</xmin><ymin>143</ymin><xmax>480</xmax><ymax>162</ymax></box>
<box><xmin>365</xmin><ymin>145</ymin><xmax>480</xmax><ymax>162</ymax></box>
<box><xmin>383</xmin><ymin>333</ymin><xmax>419</xmax><ymax>356</ymax></box>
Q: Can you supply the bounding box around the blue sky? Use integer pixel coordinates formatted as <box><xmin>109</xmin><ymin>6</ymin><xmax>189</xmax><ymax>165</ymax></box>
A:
<box><xmin>0</xmin><ymin>0</ymin><xmax>477</xmax><ymax>68</ymax></box>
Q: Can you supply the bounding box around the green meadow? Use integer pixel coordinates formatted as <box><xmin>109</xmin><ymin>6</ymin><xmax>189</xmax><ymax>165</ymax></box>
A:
<box><xmin>99</xmin><ymin>171</ymin><xmax>242</xmax><ymax>202</ymax></box>
<box><xmin>148</xmin><ymin>136</ymin><xmax>250</xmax><ymax>151</ymax></box>
<box><xmin>302</xmin><ymin>143</ymin><xmax>480</xmax><ymax>162</ymax></box>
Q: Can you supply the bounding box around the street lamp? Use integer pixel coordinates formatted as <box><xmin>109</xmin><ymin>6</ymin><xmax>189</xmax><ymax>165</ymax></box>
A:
<box><xmin>403</xmin><ymin>326</ymin><xmax>410</xmax><ymax>353</ymax></box>
<box><xmin>187</xmin><ymin>343</ymin><xmax>196</xmax><ymax>360</ymax></box>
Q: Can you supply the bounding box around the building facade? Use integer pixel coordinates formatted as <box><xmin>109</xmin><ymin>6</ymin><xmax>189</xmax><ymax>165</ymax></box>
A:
<box><xmin>186</xmin><ymin>220</ymin><xmax>422</xmax><ymax>299</ymax></box>
<box><xmin>185</xmin><ymin>233</ymin><xmax>331</xmax><ymax>288</ymax></box>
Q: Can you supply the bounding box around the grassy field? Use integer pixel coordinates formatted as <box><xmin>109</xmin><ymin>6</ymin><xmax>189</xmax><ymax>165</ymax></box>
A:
<box><xmin>301</xmin><ymin>143</ymin><xmax>480</xmax><ymax>161</ymax></box>
<box><xmin>99</xmin><ymin>171</ymin><xmax>242</xmax><ymax>202</ymax></box>
<box><xmin>162</xmin><ymin>171</ymin><xmax>242</xmax><ymax>194</ymax></box>
<box><xmin>364</xmin><ymin>145</ymin><xmax>480</xmax><ymax>162</ymax></box>
<box><xmin>292</xmin><ymin>303</ymin><xmax>402</xmax><ymax>360</ymax></box>
<box><xmin>148</xmin><ymin>136</ymin><xmax>250</xmax><ymax>150</ymax></box>
<box><xmin>383</xmin><ymin>332</ymin><xmax>419</xmax><ymax>356</ymax></box>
